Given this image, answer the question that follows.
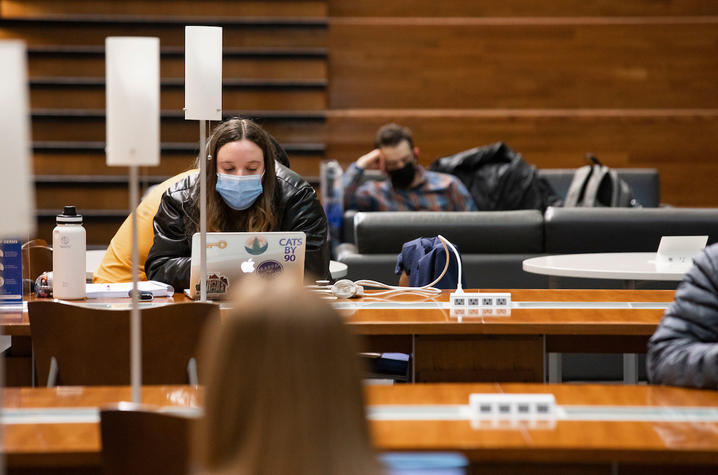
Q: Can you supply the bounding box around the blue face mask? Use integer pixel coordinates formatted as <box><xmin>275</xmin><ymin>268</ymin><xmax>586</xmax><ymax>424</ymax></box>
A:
<box><xmin>215</xmin><ymin>173</ymin><xmax>264</xmax><ymax>211</ymax></box>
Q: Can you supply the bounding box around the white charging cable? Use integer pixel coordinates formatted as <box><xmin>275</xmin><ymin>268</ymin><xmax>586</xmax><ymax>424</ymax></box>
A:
<box><xmin>331</xmin><ymin>234</ymin><xmax>460</xmax><ymax>298</ymax></box>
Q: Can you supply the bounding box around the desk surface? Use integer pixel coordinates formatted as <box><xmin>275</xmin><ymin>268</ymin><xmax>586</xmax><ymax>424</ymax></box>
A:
<box><xmin>1</xmin><ymin>289</ymin><xmax>675</xmax><ymax>337</ymax></box>
<box><xmin>523</xmin><ymin>252</ymin><xmax>687</xmax><ymax>281</ymax></box>
<box><xmin>3</xmin><ymin>383</ymin><xmax>718</xmax><ymax>467</ymax></box>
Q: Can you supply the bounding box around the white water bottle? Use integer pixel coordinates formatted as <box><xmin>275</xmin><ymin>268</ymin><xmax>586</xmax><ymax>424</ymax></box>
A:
<box><xmin>52</xmin><ymin>206</ymin><xmax>86</xmax><ymax>299</ymax></box>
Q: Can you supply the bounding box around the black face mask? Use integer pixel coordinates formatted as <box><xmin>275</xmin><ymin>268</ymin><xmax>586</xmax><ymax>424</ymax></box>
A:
<box><xmin>389</xmin><ymin>161</ymin><xmax>416</xmax><ymax>189</ymax></box>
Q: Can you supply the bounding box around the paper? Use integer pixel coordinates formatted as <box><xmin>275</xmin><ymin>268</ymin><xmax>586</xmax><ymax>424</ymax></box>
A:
<box><xmin>85</xmin><ymin>281</ymin><xmax>174</xmax><ymax>299</ymax></box>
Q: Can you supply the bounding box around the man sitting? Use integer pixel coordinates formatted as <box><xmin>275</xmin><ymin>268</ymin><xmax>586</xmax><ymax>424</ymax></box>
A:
<box><xmin>343</xmin><ymin>123</ymin><xmax>476</xmax><ymax>212</ymax></box>
<box><xmin>647</xmin><ymin>243</ymin><xmax>718</xmax><ymax>388</ymax></box>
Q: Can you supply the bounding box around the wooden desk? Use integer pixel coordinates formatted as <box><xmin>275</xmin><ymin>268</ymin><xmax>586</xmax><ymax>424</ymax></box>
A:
<box><xmin>4</xmin><ymin>383</ymin><xmax>718</xmax><ymax>474</ymax></box>
<box><xmin>342</xmin><ymin>289</ymin><xmax>673</xmax><ymax>383</ymax></box>
<box><xmin>2</xmin><ymin>289</ymin><xmax>675</xmax><ymax>384</ymax></box>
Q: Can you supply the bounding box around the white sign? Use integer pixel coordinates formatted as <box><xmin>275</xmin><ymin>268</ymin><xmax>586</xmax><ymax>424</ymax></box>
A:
<box><xmin>105</xmin><ymin>37</ymin><xmax>160</xmax><ymax>166</ymax></box>
<box><xmin>656</xmin><ymin>235</ymin><xmax>708</xmax><ymax>270</ymax></box>
<box><xmin>185</xmin><ymin>26</ymin><xmax>223</xmax><ymax>120</ymax></box>
<box><xmin>0</xmin><ymin>41</ymin><xmax>35</xmax><ymax>237</ymax></box>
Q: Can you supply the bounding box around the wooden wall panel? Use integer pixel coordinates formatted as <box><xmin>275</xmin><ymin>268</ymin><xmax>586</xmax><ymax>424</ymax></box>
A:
<box><xmin>33</xmin><ymin>152</ymin><xmax>196</xmax><ymax>178</ymax></box>
<box><xmin>329</xmin><ymin>0</ymin><xmax>718</xmax><ymax>17</ymax></box>
<box><xmin>325</xmin><ymin>110</ymin><xmax>718</xmax><ymax>207</ymax></box>
<box><xmin>33</xmin><ymin>152</ymin><xmax>322</xmax><ymax>182</ymax></box>
<box><xmin>36</xmin><ymin>216</ymin><xmax>124</xmax><ymax>246</ymax></box>
<box><xmin>28</xmin><ymin>55</ymin><xmax>327</xmax><ymax>80</ymax></box>
<box><xmin>9</xmin><ymin>0</ymin><xmax>717</xmax><ymax>19</ymax></box>
<box><xmin>32</xmin><ymin>115</ymin><xmax>326</xmax><ymax>144</ymax></box>
<box><xmin>36</xmin><ymin>184</ymin><xmax>129</xmax><ymax>210</ymax></box>
<box><xmin>2</xmin><ymin>1</ymin><xmax>327</xmax><ymax>18</ymax></box>
<box><xmin>328</xmin><ymin>20</ymin><xmax>718</xmax><ymax>109</ymax></box>
<box><xmin>0</xmin><ymin>24</ymin><xmax>327</xmax><ymax>48</ymax></box>
<box><xmin>29</xmin><ymin>85</ymin><xmax>326</xmax><ymax>110</ymax></box>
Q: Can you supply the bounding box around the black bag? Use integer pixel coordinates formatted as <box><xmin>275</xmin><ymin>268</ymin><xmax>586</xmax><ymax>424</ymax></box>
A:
<box><xmin>430</xmin><ymin>142</ymin><xmax>562</xmax><ymax>211</ymax></box>
<box><xmin>564</xmin><ymin>155</ymin><xmax>639</xmax><ymax>207</ymax></box>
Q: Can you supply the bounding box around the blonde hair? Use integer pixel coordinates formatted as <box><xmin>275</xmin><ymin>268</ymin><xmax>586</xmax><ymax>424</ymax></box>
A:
<box><xmin>187</xmin><ymin>118</ymin><xmax>278</xmax><ymax>236</ymax></box>
<box><xmin>195</xmin><ymin>276</ymin><xmax>382</xmax><ymax>475</ymax></box>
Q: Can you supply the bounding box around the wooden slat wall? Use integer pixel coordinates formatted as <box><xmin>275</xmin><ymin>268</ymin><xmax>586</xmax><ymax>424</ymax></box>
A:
<box><xmin>328</xmin><ymin>20</ymin><xmax>718</xmax><ymax>109</ymax></box>
<box><xmin>0</xmin><ymin>21</ymin><xmax>327</xmax><ymax>48</ymax></box>
<box><xmin>325</xmin><ymin>109</ymin><xmax>718</xmax><ymax>207</ymax></box>
<box><xmin>0</xmin><ymin>0</ymin><xmax>329</xmax><ymax>245</ymax></box>
<box><xmin>28</xmin><ymin>51</ymin><xmax>327</xmax><ymax>80</ymax></box>
<box><xmin>329</xmin><ymin>1</ymin><xmax>718</xmax><ymax>17</ymax></box>
<box><xmin>29</xmin><ymin>82</ymin><xmax>327</xmax><ymax>110</ymax></box>
<box><xmin>325</xmin><ymin>2</ymin><xmax>718</xmax><ymax>207</ymax></box>
<box><xmin>1</xmin><ymin>0</ymin><xmax>328</xmax><ymax>17</ymax></box>
<box><xmin>4</xmin><ymin>0</ymin><xmax>717</xmax><ymax>242</ymax></box>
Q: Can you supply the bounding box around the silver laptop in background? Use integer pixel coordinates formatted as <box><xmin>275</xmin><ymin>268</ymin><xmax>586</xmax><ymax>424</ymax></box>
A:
<box><xmin>186</xmin><ymin>231</ymin><xmax>306</xmax><ymax>300</ymax></box>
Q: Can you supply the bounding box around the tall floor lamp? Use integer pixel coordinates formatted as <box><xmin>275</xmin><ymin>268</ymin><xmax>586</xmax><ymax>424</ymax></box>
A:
<box><xmin>185</xmin><ymin>26</ymin><xmax>223</xmax><ymax>302</ymax></box>
<box><xmin>105</xmin><ymin>37</ymin><xmax>160</xmax><ymax>403</ymax></box>
<box><xmin>0</xmin><ymin>40</ymin><xmax>35</xmax><ymax>475</ymax></box>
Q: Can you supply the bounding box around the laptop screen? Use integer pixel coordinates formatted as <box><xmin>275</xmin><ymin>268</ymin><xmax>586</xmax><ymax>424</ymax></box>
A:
<box><xmin>187</xmin><ymin>231</ymin><xmax>306</xmax><ymax>299</ymax></box>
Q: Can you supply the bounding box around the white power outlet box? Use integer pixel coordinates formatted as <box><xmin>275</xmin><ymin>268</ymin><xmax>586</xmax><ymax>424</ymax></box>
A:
<box><xmin>469</xmin><ymin>393</ymin><xmax>556</xmax><ymax>419</ymax></box>
<box><xmin>451</xmin><ymin>291</ymin><xmax>511</xmax><ymax>309</ymax></box>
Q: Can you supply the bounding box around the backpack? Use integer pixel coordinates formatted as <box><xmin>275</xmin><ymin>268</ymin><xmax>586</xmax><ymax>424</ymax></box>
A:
<box><xmin>564</xmin><ymin>155</ymin><xmax>639</xmax><ymax>207</ymax></box>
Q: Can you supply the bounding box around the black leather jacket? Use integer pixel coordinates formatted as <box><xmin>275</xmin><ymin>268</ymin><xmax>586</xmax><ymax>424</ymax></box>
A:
<box><xmin>647</xmin><ymin>243</ymin><xmax>718</xmax><ymax>388</ymax></box>
<box><xmin>430</xmin><ymin>142</ymin><xmax>562</xmax><ymax>212</ymax></box>
<box><xmin>145</xmin><ymin>163</ymin><xmax>330</xmax><ymax>290</ymax></box>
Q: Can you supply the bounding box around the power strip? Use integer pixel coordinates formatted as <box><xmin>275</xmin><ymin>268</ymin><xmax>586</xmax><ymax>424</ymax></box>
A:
<box><xmin>469</xmin><ymin>393</ymin><xmax>556</xmax><ymax>419</ymax></box>
<box><xmin>450</xmin><ymin>291</ymin><xmax>511</xmax><ymax>309</ymax></box>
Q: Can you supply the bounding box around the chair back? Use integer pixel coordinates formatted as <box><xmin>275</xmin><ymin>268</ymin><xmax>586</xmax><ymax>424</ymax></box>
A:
<box><xmin>21</xmin><ymin>240</ymin><xmax>53</xmax><ymax>281</ymax></box>
<box><xmin>100</xmin><ymin>405</ymin><xmax>192</xmax><ymax>475</ymax></box>
<box><xmin>29</xmin><ymin>301</ymin><xmax>219</xmax><ymax>386</ymax></box>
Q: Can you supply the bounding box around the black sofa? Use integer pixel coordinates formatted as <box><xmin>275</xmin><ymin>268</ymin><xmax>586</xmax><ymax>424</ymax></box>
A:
<box><xmin>336</xmin><ymin>210</ymin><xmax>548</xmax><ymax>288</ymax></box>
<box><xmin>336</xmin><ymin>207</ymin><xmax>718</xmax><ymax>289</ymax></box>
<box><xmin>341</xmin><ymin>167</ymin><xmax>661</xmax><ymax>245</ymax></box>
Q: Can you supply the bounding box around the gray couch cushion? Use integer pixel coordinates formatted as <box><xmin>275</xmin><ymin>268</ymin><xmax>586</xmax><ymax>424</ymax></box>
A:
<box><xmin>544</xmin><ymin>206</ymin><xmax>718</xmax><ymax>253</ymax></box>
<box><xmin>354</xmin><ymin>211</ymin><xmax>544</xmax><ymax>254</ymax></box>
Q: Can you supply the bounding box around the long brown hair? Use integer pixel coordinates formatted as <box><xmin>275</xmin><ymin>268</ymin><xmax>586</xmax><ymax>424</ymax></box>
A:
<box><xmin>195</xmin><ymin>276</ymin><xmax>382</xmax><ymax>475</ymax></box>
<box><xmin>188</xmin><ymin>118</ymin><xmax>278</xmax><ymax>236</ymax></box>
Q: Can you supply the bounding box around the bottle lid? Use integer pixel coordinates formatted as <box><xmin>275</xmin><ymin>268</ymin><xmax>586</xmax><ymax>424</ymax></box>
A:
<box><xmin>56</xmin><ymin>205</ymin><xmax>83</xmax><ymax>224</ymax></box>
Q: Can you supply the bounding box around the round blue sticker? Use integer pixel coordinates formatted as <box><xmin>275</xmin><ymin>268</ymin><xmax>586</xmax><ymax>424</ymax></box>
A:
<box><xmin>256</xmin><ymin>260</ymin><xmax>283</xmax><ymax>278</ymax></box>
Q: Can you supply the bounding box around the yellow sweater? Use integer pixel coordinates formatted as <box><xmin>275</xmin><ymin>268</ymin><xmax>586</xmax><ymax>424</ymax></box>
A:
<box><xmin>92</xmin><ymin>170</ymin><xmax>196</xmax><ymax>283</ymax></box>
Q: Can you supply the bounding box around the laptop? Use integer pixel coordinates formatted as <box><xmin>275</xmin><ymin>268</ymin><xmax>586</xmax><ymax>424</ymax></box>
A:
<box><xmin>186</xmin><ymin>231</ymin><xmax>306</xmax><ymax>300</ymax></box>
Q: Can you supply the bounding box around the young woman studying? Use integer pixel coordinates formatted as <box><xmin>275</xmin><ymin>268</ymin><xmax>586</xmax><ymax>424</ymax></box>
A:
<box><xmin>145</xmin><ymin>118</ymin><xmax>330</xmax><ymax>290</ymax></box>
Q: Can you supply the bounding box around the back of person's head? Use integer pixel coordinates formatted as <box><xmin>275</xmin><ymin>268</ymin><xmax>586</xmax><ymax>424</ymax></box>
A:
<box><xmin>195</xmin><ymin>275</ymin><xmax>382</xmax><ymax>475</ymax></box>
<box><xmin>375</xmin><ymin>123</ymin><xmax>414</xmax><ymax>150</ymax></box>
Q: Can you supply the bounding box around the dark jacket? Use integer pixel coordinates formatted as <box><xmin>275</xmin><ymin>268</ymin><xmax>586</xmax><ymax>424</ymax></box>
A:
<box><xmin>647</xmin><ymin>243</ymin><xmax>718</xmax><ymax>388</ymax></box>
<box><xmin>146</xmin><ymin>163</ymin><xmax>330</xmax><ymax>290</ymax></box>
<box><xmin>395</xmin><ymin>237</ymin><xmax>466</xmax><ymax>290</ymax></box>
<box><xmin>430</xmin><ymin>142</ymin><xmax>561</xmax><ymax>212</ymax></box>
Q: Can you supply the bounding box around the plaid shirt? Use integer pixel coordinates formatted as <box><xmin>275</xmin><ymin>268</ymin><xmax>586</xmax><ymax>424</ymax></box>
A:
<box><xmin>342</xmin><ymin>164</ymin><xmax>477</xmax><ymax>212</ymax></box>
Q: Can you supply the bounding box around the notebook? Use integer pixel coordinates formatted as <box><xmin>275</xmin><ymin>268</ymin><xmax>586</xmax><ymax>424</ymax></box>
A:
<box><xmin>186</xmin><ymin>231</ymin><xmax>306</xmax><ymax>300</ymax></box>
